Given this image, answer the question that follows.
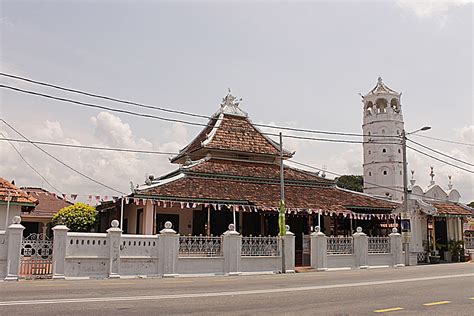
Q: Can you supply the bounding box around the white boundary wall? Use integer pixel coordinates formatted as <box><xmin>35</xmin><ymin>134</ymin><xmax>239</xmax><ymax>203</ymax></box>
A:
<box><xmin>49</xmin><ymin>221</ymin><xmax>295</xmax><ymax>279</ymax></box>
<box><xmin>310</xmin><ymin>226</ymin><xmax>403</xmax><ymax>270</ymax></box>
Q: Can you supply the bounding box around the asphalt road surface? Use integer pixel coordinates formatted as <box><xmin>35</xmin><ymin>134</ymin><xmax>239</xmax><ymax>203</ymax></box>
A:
<box><xmin>0</xmin><ymin>263</ymin><xmax>473</xmax><ymax>315</ymax></box>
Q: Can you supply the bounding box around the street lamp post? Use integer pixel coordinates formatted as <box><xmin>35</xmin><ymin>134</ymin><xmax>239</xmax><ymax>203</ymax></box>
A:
<box><xmin>401</xmin><ymin>126</ymin><xmax>431</xmax><ymax>266</ymax></box>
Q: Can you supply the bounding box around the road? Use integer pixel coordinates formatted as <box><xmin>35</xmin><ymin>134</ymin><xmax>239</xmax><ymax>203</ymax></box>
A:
<box><xmin>0</xmin><ymin>263</ymin><xmax>473</xmax><ymax>315</ymax></box>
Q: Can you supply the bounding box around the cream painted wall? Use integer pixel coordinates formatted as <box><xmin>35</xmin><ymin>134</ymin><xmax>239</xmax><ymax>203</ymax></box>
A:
<box><xmin>0</xmin><ymin>204</ymin><xmax>21</xmax><ymax>231</ymax></box>
<box><xmin>122</xmin><ymin>203</ymin><xmax>198</xmax><ymax>235</ymax></box>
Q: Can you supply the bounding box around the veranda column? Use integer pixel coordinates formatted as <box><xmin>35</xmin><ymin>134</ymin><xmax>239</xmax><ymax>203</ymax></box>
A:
<box><xmin>52</xmin><ymin>224</ymin><xmax>69</xmax><ymax>279</ymax></box>
<box><xmin>158</xmin><ymin>221</ymin><xmax>179</xmax><ymax>277</ymax></box>
<box><xmin>284</xmin><ymin>225</ymin><xmax>295</xmax><ymax>273</ymax></box>
<box><xmin>389</xmin><ymin>228</ymin><xmax>403</xmax><ymax>267</ymax></box>
<box><xmin>144</xmin><ymin>200</ymin><xmax>154</xmax><ymax>235</ymax></box>
<box><xmin>223</xmin><ymin>224</ymin><xmax>241</xmax><ymax>275</ymax></box>
<box><xmin>5</xmin><ymin>216</ymin><xmax>24</xmax><ymax>281</ymax></box>
<box><xmin>353</xmin><ymin>227</ymin><xmax>368</xmax><ymax>269</ymax></box>
<box><xmin>107</xmin><ymin>220</ymin><xmax>122</xmax><ymax>279</ymax></box>
<box><xmin>310</xmin><ymin>226</ymin><xmax>327</xmax><ymax>271</ymax></box>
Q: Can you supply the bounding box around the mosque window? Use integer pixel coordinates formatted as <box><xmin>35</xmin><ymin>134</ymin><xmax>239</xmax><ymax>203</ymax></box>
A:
<box><xmin>369</xmin><ymin>172</ymin><xmax>372</xmax><ymax>176</ymax></box>
<box><xmin>382</xmin><ymin>148</ymin><xmax>387</xmax><ymax>153</ymax></box>
<box><xmin>381</xmin><ymin>129</ymin><xmax>385</xmax><ymax>134</ymax></box>
<box><xmin>368</xmin><ymin>150</ymin><xmax>371</xmax><ymax>155</ymax></box>
<box><xmin>383</xmin><ymin>170</ymin><xmax>388</xmax><ymax>175</ymax></box>
<box><xmin>398</xmin><ymin>149</ymin><xmax>401</xmax><ymax>154</ymax></box>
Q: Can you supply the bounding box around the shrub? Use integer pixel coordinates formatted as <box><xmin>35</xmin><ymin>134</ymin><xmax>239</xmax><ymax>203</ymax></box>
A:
<box><xmin>52</xmin><ymin>202</ymin><xmax>97</xmax><ymax>232</ymax></box>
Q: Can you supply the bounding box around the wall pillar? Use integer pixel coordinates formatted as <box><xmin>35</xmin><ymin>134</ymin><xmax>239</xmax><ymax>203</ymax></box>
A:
<box><xmin>107</xmin><ymin>220</ymin><xmax>122</xmax><ymax>278</ymax></box>
<box><xmin>144</xmin><ymin>201</ymin><xmax>154</xmax><ymax>235</ymax></box>
<box><xmin>284</xmin><ymin>225</ymin><xmax>295</xmax><ymax>273</ymax></box>
<box><xmin>353</xmin><ymin>227</ymin><xmax>368</xmax><ymax>269</ymax></box>
<box><xmin>222</xmin><ymin>224</ymin><xmax>241</xmax><ymax>275</ymax></box>
<box><xmin>158</xmin><ymin>221</ymin><xmax>179</xmax><ymax>277</ymax></box>
<box><xmin>5</xmin><ymin>216</ymin><xmax>24</xmax><ymax>281</ymax></box>
<box><xmin>52</xmin><ymin>224</ymin><xmax>69</xmax><ymax>279</ymax></box>
<box><xmin>310</xmin><ymin>226</ymin><xmax>327</xmax><ymax>270</ymax></box>
<box><xmin>389</xmin><ymin>228</ymin><xmax>403</xmax><ymax>267</ymax></box>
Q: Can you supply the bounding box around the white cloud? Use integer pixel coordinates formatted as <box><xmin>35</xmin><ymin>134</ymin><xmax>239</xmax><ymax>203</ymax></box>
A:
<box><xmin>396</xmin><ymin>0</ymin><xmax>471</xmax><ymax>18</ymax></box>
<box><xmin>1</xmin><ymin>112</ymin><xmax>189</xmax><ymax>202</ymax></box>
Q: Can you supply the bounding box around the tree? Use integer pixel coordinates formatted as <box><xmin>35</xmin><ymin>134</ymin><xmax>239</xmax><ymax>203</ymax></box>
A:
<box><xmin>468</xmin><ymin>201</ymin><xmax>474</xmax><ymax>208</ymax></box>
<box><xmin>335</xmin><ymin>175</ymin><xmax>364</xmax><ymax>192</ymax></box>
<box><xmin>52</xmin><ymin>202</ymin><xmax>97</xmax><ymax>232</ymax></box>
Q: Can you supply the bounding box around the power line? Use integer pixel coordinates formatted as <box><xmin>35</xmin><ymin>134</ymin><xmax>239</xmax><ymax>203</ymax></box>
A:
<box><xmin>0</xmin><ymin>72</ymin><xmax>211</xmax><ymax>119</ymax></box>
<box><xmin>0</xmin><ymin>84</ymin><xmax>209</xmax><ymax>128</ymax></box>
<box><xmin>0</xmin><ymin>84</ymin><xmax>400</xmax><ymax>146</ymax></box>
<box><xmin>411</xmin><ymin>133</ymin><xmax>474</xmax><ymax>147</ymax></box>
<box><xmin>0</xmin><ymin>135</ymin><xmax>397</xmax><ymax>156</ymax></box>
<box><xmin>407</xmin><ymin>138</ymin><xmax>474</xmax><ymax>167</ymax></box>
<box><xmin>0</xmin><ymin>137</ymin><xmax>179</xmax><ymax>155</ymax></box>
<box><xmin>406</xmin><ymin>145</ymin><xmax>474</xmax><ymax>174</ymax></box>
<box><xmin>287</xmin><ymin>159</ymin><xmax>461</xmax><ymax>203</ymax></box>
<box><xmin>268</xmin><ymin>133</ymin><xmax>398</xmax><ymax>145</ymax></box>
<box><xmin>0</xmin><ymin>119</ymin><xmax>126</xmax><ymax>195</ymax></box>
<box><xmin>0</xmin><ymin>75</ymin><xmax>395</xmax><ymax>138</ymax></box>
<box><xmin>0</xmin><ymin>132</ymin><xmax>62</xmax><ymax>193</ymax></box>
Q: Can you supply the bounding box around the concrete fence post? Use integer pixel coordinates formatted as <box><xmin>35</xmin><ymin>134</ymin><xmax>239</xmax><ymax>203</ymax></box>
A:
<box><xmin>222</xmin><ymin>224</ymin><xmax>241</xmax><ymax>275</ymax></box>
<box><xmin>5</xmin><ymin>216</ymin><xmax>24</xmax><ymax>281</ymax></box>
<box><xmin>310</xmin><ymin>226</ymin><xmax>327</xmax><ymax>271</ymax></box>
<box><xmin>52</xmin><ymin>224</ymin><xmax>69</xmax><ymax>279</ymax></box>
<box><xmin>353</xmin><ymin>227</ymin><xmax>368</xmax><ymax>269</ymax></box>
<box><xmin>107</xmin><ymin>220</ymin><xmax>122</xmax><ymax>279</ymax></box>
<box><xmin>389</xmin><ymin>228</ymin><xmax>403</xmax><ymax>267</ymax></box>
<box><xmin>158</xmin><ymin>221</ymin><xmax>179</xmax><ymax>277</ymax></box>
<box><xmin>284</xmin><ymin>225</ymin><xmax>295</xmax><ymax>273</ymax></box>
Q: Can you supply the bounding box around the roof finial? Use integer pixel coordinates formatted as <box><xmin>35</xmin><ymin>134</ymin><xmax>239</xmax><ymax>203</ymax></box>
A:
<box><xmin>410</xmin><ymin>170</ymin><xmax>416</xmax><ymax>186</ymax></box>
<box><xmin>448</xmin><ymin>175</ymin><xmax>453</xmax><ymax>190</ymax></box>
<box><xmin>378</xmin><ymin>76</ymin><xmax>383</xmax><ymax>84</ymax></box>
<box><xmin>429</xmin><ymin>166</ymin><xmax>435</xmax><ymax>186</ymax></box>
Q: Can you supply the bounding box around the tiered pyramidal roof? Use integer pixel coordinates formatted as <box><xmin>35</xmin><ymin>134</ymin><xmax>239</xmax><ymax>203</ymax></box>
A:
<box><xmin>137</xmin><ymin>92</ymin><xmax>398</xmax><ymax>214</ymax></box>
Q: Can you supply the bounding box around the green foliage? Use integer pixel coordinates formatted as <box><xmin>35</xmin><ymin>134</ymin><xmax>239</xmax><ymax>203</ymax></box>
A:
<box><xmin>448</xmin><ymin>239</ymin><xmax>464</xmax><ymax>262</ymax></box>
<box><xmin>468</xmin><ymin>201</ymin><xmax>474</xmax><ymax>208</ymax></box>
<box><xmin>52</xmin><ymin>202</ymin><xmax>97</xmax><ymax>232</ymax></box>
<box><xmin>335</xmin><ymin>175</ymin><xmax>364</xmax><ymax>192</ymax></box>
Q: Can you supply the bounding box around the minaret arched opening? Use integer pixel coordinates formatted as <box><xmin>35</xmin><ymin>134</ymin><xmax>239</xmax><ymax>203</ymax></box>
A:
<box><xmin>375</xmin><ymin>98</ymin><xmax>387</xmax><ymax>113</ymax></box>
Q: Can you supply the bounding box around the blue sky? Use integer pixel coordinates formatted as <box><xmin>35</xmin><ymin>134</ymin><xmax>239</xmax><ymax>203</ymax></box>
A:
<box><xmin>0</xmin><ymin>0</ymin><xmax>472</xmax><ymax>202</ymax></box>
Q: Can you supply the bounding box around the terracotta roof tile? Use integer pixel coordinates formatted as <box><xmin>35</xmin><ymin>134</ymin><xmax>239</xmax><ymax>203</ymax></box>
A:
<box><xmin>138</xmin><ymin>173</ymin><xmax>397</xmax><ymax>212</ymax></box>
<box><xmin>0</xmin><ymin>178</ymin><xmax>37</xmax><ymax>205</ymax></box>
<box><xmin>432</xmin><ymin>202</ymin><xmax>473</xmax><ymax>216</ymax></box>
<box><xmin>21</xmin><ymin>188</ymin><xmax>72</xmax><ymax>218</ymax></box>
<box><xmin>172</xmin><ymin>115</ymin><xmax>290</xmax><ymax>162</ymax></box>
<box><xmin>185</xmin><ymin>159</ymin><xmax>333</xmax><ymax>184</ymax></box>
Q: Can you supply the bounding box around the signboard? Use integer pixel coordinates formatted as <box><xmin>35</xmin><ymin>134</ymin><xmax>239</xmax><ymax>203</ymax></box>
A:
<box><xmin>463</xmin><ymin>219</ymin><xmax>474</xmax><ymax>232</ymax></box>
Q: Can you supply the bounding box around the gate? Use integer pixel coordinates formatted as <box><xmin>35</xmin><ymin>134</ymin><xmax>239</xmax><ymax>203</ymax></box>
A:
<box><xmin>302</xmin><ymin>234</ymin><xmax>311</xmax><ymax>266</ymax></box>
<box><xmin>20</xmin><ymin>233</ymin><xmax>53</xmax><ymax>279</ymax></box>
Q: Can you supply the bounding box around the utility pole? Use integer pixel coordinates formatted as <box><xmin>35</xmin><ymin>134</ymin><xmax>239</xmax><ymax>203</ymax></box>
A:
<box><xmin>120</xmin><ymin>196</ymin><xmax>124</xmax><ymax>230</ymax></box>
<box><xmin>401</xmin><ymin>129</ymin><xmax>410</xmax><ymax>266</ymax></box>
<box><xmin>279</xmin><ymin>132</ymin><xmax>286</xmax><ymax>273</ymax></box>
<box><xmin>401</xmin><ymin>126</ymin><xmax>431</xmax><ymax>266</ymax></box>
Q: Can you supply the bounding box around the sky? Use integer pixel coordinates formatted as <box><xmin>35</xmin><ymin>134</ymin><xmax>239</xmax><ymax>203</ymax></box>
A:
<box><xmin>0</xmin><ymin>0</ymin><xmax>472</xmax><ymax>203</ymax></box>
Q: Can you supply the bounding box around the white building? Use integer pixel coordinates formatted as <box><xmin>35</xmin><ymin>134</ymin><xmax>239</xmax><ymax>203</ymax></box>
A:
<box><xmin>361</xmin><ymin>78</ymin><xmax>473</xmax><ymax>263</ymax></box>
<box><xmin>361</xmin><ymin>77</ymin><xmax>404</xmax><ymax>201</ymax></box>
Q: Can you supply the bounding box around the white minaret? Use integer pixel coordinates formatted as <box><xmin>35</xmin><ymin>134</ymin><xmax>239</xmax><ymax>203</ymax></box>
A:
<box><xmin>362</xmin><ymin>77</ymin><xmax>404</xmax><ymax>200</ymax></box>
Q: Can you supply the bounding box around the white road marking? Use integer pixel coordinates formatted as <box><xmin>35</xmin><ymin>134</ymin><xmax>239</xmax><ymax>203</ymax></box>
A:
<box><xmin>0</xmin><ymin>273</ymin><xmax>472</xmax><ymax>306</ymax></box>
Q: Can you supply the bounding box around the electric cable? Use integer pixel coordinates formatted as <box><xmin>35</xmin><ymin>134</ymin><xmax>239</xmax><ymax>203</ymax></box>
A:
<box><xmin>407</xmin><ymin>138</ymin><xmax>473</xmax><ymax>167</ymax></box>
<box><xmin>0</xmin><ymin>132</ymin><xmax>63</xmax><ymax>193</ymax></box>
<box><xmin>0</xmin><ymin>119</ymin><xmax>126</xmax><ymax>194</ymax></box>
